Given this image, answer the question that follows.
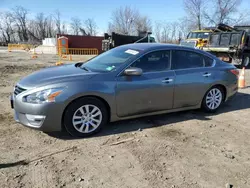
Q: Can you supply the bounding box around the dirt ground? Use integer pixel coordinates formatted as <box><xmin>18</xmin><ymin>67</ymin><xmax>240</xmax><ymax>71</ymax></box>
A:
<box><xmin>0</xmin><ymin>48</ymin><xmax>250</xmax><ymax>188</ymax></box>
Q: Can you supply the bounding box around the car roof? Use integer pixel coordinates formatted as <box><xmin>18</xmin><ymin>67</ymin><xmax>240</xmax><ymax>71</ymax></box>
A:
<box><xmin>121</xmin><ymin>43</ymin><xmax>178</xmax><ymax>51</ymax></box>
<box><xmin>120</xmin><ymin>43</ymin><xmax>215</xmax><ymax>58</ymax></box>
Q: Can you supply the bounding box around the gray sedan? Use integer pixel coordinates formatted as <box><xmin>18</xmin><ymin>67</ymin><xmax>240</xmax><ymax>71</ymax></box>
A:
<box><xmin>11</xmin><ymin>43</ymin><xmax>238</xmax><ymax>137</ymax></box>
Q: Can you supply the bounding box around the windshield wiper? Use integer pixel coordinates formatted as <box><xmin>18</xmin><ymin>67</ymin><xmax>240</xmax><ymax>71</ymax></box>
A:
<box><xmin>75</xmin><ymin>63</ymin><xmax>90</xmax><ymax>72</ymax></box>
<box><xmin>75</xmin><ymin>62</ymin><xmax>83</xmax><ymax>67</ymax></box>
<box><xmin>81</xmin><ymin>66</ymin><xmax>90</xmax><ymax>72</ymax></box>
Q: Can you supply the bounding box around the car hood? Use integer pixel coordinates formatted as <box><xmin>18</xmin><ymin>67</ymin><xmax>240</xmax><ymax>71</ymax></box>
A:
<box><xmin>18</xmin><ymin>64</ymin><xmax>97</xmax><ymax>88</ymax></box>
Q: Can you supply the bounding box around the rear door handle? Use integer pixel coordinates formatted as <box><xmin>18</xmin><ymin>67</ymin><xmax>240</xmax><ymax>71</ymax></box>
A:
<box><xmin>162</xmin><ymin>78</ymin><xmax>173</xmax><ymax>83</ymax></box>
<box><xmin>203</xmin><ymin>73</ymin><xmax>211</xmax><ymax>77</ymax></box>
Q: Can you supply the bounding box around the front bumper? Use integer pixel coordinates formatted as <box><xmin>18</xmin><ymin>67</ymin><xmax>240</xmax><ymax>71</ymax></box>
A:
<box><xmin>10</xmin><ymin>94</ymin><xmax>64</xmax><ymax>132</ymax></box>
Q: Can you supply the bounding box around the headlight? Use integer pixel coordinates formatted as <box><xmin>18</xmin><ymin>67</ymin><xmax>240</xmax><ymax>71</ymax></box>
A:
<box><xmin>23</xmin><ymin>88</ymin><xmax>64</xmax><ymax>104</ymax></box>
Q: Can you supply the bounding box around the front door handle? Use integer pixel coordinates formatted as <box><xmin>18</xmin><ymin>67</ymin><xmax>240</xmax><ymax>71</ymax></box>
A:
<box><xmin>162</xmin><ymin>78</ymin><xmax>173</xmax><ymax>83</ymax></box>
<box><xmin>203</xmin><ymin>73</ymin><xmax>211</xmax><ymax>77</ymax></box>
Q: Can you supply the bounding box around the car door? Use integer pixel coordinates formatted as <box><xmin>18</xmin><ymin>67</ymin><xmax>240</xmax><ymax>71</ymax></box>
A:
<box><xmin>115</xmin><ymin>50</ymin><xmax>175</xmax><ymax>117</ymax></box>
<box><xmin>172</xmin><ymin>49</ymin><xmax>215</xmax><ymax>108</ymax></box>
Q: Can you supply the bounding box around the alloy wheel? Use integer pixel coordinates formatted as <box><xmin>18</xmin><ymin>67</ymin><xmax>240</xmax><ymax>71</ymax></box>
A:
<box><xmin>206</xmin><ymin>88</ymin><xmax>223</xmax><ymax>110</ymax></box>
<box><xmin>72</xmin><ymin>104</ymin><xmax>102</xmax><ymax>133</ymax></box>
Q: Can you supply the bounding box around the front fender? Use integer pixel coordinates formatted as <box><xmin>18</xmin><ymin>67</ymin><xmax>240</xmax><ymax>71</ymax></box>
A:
<box><xmin>61</xmin><ymin>81</ymin><xmax>117</xmax><ymax>119</ymax></box>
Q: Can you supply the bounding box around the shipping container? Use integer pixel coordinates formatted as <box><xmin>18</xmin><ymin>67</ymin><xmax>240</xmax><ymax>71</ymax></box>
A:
<box><xmin>56</xmin><ymin>34</ymin><xmax>104</xmax><ymax>54</ymax></box>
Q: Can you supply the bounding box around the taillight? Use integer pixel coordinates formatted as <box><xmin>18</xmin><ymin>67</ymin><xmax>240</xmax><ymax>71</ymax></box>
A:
<box><xmin>230</xmin><ymin>69</ymin><xmax>239</xmax><ymax>77</ymax></box>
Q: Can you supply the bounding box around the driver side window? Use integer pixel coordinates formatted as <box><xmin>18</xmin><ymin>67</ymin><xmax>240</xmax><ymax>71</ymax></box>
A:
<box><xmin>131</xmin><ymin>50</ymin><xmax>170</xmax><ymax>72</ymax></box>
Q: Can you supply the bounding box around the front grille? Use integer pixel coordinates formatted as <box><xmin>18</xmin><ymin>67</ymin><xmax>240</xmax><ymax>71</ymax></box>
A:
<box><xmin>14</xmin><ymin>85</ymin><xmax>26</xmax><ymax>96</ymax></box>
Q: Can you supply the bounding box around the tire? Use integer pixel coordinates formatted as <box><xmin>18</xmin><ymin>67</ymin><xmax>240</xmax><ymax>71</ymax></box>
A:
<box><xmin>63</xmin><ymin>97</ymin><xmax>108</xmax><ymax>137</ymax></box>
<box><xmin>201</xmin><ymin>86</ymin><xmax>225</xmax><ymax>113</ymax></box>
<box><xmin>244</xmin><ymin>56</ymin><xmax>250</xmax><ymax>68</ymax></box>
<box><xmin>239</xmin><ymin>58</ymin><xmax>244</xmax><ymax>69</ymax></box>
<box><xmin>238</xmin><ymin>56</ymin><xmax>250</xmax><ymax>69</ymax></box>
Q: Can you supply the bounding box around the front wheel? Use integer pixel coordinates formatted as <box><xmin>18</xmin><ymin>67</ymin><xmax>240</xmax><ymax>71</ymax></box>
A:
<box><xmin>201</xmin><ymin>86</ymin><xmax>224</xmax><ymax>112</ymax></box>
<box><xmin>63</xmin><ymin>97</ymin><xmax>108</xmax><ymax>137</ymax></box>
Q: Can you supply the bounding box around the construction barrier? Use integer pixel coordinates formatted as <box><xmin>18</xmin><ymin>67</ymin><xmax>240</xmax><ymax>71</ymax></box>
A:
<box><xmin>58</xmin><ymin>48</ymin><xmax>99</xmax><ymax>56</ymax></box>
<box><xmin>8</xmin><ymin>44</ymin><xmax>98</xmax><ymax>65</ymax></box>
<box><xmin>56</xmin><ymin>54</ymin><xmax>97</xmax><ymax>65</ymax></box>
<box><xmin>8</xmin><ymin>44</ymin><xmax>35</xmax><ymax>52</ymax></box>
<box><xmin>69</xmin><ymin>48</ymin><xmax>98</xmax><ymax>55</ymax></box>
<box><xmin>56</xmin><ymin>48</ymin><xmax>98</xmax><ymax>65</ymax></box>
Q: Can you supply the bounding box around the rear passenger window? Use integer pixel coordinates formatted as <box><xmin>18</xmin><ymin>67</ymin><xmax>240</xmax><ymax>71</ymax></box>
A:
<box><xmin>172</xmin><ymin>50</ymin><xmax>204</xmax><ymax>69</ymax></box>
<box><xmin>204</xmin><ymin>56</ymin><xmax>214</xmax><ymax>67</ymax></box>
<box><xmin>172</xmin><ymin>50</ymin><xmax>214</xmax><ymax>69</ymax></box>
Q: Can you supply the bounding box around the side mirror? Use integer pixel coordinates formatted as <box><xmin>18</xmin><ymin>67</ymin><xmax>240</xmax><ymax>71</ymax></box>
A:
<box><xmin>124</xmin><ymin>67</ymin><xmax>143</xmax><ymax>76</ymax></box>
<box><xmin>243</xmin><ymin>57</ymin><xmax>249</xmax><ymax>67</ymax></box>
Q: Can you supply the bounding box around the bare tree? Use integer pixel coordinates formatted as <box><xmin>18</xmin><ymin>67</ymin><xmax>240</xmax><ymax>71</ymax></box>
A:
<box><xmin>108</xmin><ymin>6</ymin><xmax>151</xmax><ymax>35</ymax></box>
<box><xmin>35</xmin><ymin>13</ymin><xmax>47</xmax><ymax>39</ymax></box>
<box><xmin>108</xmin><ymin>6</ymin><xmax>139</xmax><ymax>35</ymax></box>
<box><xmin>46</xmin><ymin>15</ymin><xmax>57</xmax><ymax>38</ymax></box>
<box><xmin>178</xmin><ymin>18</ymin><xmax>192</xmax><ymax>39</ymax></box>
<box><xmin>204</xmin><ymin>0</ymin><xmax>245</xmax><ymax>25</ymax></box>
<box><xmin>170</xmin><ymin>22</ymin><xmax>178</xmax><ymax>42</ymax></box>
<box><xmin>1</xmin><ymin>10</ymin><xmax>52</xmax><ymax>43</ymax></box>
<box><xmin>0</xmin><ymin>12</ymin><xmax>15</xmax><ymax>43</ymax></box>
<box><xmin>61</xmin><ymin>22</ymin><xmax>68</xmax><ymax>34</ymax></box>
<box><xmin>154</xmin><ymin>21</ymin><xmax>181</xmax><ymax>43</ymax></box>
<box><xmin>0</xmin><ymin>8</ymin><xmax>65</xmax><ymax>43</ymax></box>
<box><xmin>84</xmin><ymin>18</ymin><xmax>98</xmax><ymax>36</ymax></box>
<box><xmin>135</xmin><ymin>16</ymin><xmax>152</xmax><ymax>35</ymax></box>
<box><xmin>184</xmin><ymin>0</ymin><xmax>205</xmax><ymax>30</ymax></box>
<box><xmin>27</xmin><ymin>19</ymin><xmax>39</xmax><ymax>42</ymax></box>
<box><xmin>79</xmin><ymin>28</ymin><xmax>87</xmax><ymax>36</ymax></box>
<box><xmin>28</xmin><ymin>12</ymin><xmax>58</xmax><ymax>43</ymax></box>
<box><xmin>11</xmin><ymin>6</ymin><xmax>29</xmax><ymax>42</ymax></box>
<box><xmin>161</xmin><ymin>23</ymin><xmax>170</xmax><ymax>43</ymax></box>
<box><xmin>70</xmin><ymin>17</ymin><xmax>82</xmax><ymax>35</ymax></box>
<box><xmin>154</xmin><ymin>22</ymin><xmax>163</xmax><ymax>42</ymax></box>
<box><xmin>53</xmin><ymin>10</ymin><xmax>62</xmax><ymax>34</ymax></box>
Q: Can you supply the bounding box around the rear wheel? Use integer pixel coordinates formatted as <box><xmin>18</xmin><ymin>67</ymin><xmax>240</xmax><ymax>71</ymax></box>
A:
<box><xmin>63</xmin><ymin>97</ymin><xmax>108</xmax><ymax>137</ymax></box>
<box><xmin>243</xmin><ymin>56</ymin><xmax>250</xmax><ymax>68</ymax></box>
<box><xmin>237</xmin><ymin>56</ymin><xmax>250</xmax><ymax>69</ymax></box>
<box><xmin>202</xmin><ymin>86</ymin><xmax>224</xmax><ymax>112</ymax></box>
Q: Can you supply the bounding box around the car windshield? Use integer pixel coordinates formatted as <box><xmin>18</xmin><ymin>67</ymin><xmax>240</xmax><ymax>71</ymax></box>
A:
<box><xmin>81</xmin><ymin>47</ymin><xmax>140</xmax><ymax>72</ymax></box>
<box><xmin>188</xmin><ymin>32</ymin><xmax>210</xmax><ymax>39</ymax></box>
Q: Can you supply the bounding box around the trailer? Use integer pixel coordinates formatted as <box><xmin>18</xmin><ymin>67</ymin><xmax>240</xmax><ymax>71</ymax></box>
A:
<box><xmin>202</xmin><ymin>24</ymin><xmax>250</xmax><ymax>68</ymax></box>
<box><xmin>102</xmin><ymin>32</ymin><xmax>155</xmax><ymax>52</ymax></box>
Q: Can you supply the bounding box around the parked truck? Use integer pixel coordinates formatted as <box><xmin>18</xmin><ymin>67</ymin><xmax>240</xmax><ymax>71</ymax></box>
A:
<box><xmin>102</xmin><ymin>32</ymin><xmax>155</xmax><ymax>52</ymax></box>
<box><xmin>203</xmin><ymin>24</ymin><xmax>250</xmax><ymax>68</ymax></box>
<box><xmin>180</xmin><ymin>29</ymin><xmax>214</xmax><ymax>49</ymax></box>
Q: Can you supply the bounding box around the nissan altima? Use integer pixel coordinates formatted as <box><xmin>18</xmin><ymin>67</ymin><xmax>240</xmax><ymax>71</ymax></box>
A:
<box><xmin>11</xmin><ymin>43</ymin><xmax>238</xmax><ymax>137</ymax></box>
